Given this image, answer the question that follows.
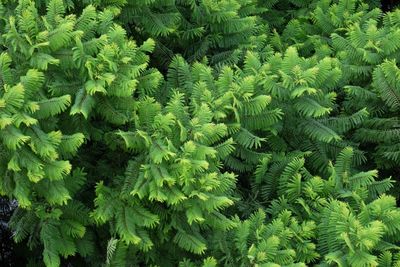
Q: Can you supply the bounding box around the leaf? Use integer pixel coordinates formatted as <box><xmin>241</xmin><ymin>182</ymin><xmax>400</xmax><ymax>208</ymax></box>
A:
<box><xmin>43</xmin><ymin>249</ymin><xmax>61</xmax><ymax>267</ymax></box>
<box><xmin>139</xmin><ymin>38</ymin><xmax>155</xmax><ymax>52</ymax></box>
<box><xmin>115</xmin><ymin>206</ymin><xmax>141</xmax><ymax>245</ymax></box>
<box><xmin>3</xmin><ymin>83</ymin><xmax>25</xmax><ymax>109</ymax></box>
<box><xmin>30</xmin><ymin>53</ymin><xmax>60</xmax><ymax>70</ymax></box>
<box><xmin>70</xmin><ymin>87</ymin><xmax>95</xmax><ymax>119</ymax></box>
<box><xmin>174</xmin><ymin>230</ymin><xmax>207</xmax><ymax>254</ymax></box>
<box><xmin>35</xmin><ymin>95</ymin><xmax>71</xmax><ymax>118</ymax></box>
<box><xmin>44</xmin><ymin>160</ymin><xmax>72</xmax><ymax>180</ymax></box>
<box><xmin>59</xmin><ymin>133</ymin><xmax>85</xmax><ymax>156</ymax></box>
<box><xmin>1</xmin><ymin>126</ymin><xmax>31</xmax><ymax>150</ymax></box>
<box><xmin>85</xmin><ymin>80</ymin><xmax>107</xmax><ymax>95</ymax></box>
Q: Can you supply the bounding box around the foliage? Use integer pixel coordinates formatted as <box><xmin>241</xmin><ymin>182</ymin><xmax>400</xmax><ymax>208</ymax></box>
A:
<box><xmin>1</xmin><ymin>0</ymin><xmax>400</xmax><ymax>266</ymax></box>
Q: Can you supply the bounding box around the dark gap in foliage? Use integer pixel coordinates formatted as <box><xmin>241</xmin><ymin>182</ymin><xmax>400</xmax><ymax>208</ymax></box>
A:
<box><xmin>0</xmin><ymin>198</ymin><xmax>26</xmax><ymax>266</ymax></box>
<box><xmin>381</xmin><ymin>0</ymin><xmax>400</xmax><ymax>11</ymax></box>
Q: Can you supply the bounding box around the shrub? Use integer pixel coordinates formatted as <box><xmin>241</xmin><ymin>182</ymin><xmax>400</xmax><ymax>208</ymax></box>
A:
<box><xmin>1</xmin><ymin>0</ymin><xmax>400</xmax><ymax>266</ymax></box>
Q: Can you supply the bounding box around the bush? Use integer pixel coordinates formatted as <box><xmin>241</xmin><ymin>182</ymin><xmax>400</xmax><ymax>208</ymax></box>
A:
<box><xmin>1</xmin><ymin>0</ymin><xmax>400</xmax><ymax>266</ymax></box>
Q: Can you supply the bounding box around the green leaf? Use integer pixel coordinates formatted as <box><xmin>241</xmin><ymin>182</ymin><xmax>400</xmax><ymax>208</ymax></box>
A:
<box><xmin>70</xmin><ymin>87</ymin><xmax>95</xmax><ymax>119</ymax></box>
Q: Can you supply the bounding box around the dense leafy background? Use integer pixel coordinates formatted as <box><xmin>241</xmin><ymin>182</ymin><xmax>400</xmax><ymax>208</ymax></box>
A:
<box><xmin>1</xmin><ymin>0</ymin><xmax>400</xmax><ymax>266</ymax></box>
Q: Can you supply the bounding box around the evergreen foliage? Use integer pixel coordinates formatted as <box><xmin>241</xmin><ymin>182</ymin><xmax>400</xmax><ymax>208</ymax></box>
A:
<box><xmin>1</xmin><ymin>0</ymin><xmax>400</xmax><ymax>266</ymax></box>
